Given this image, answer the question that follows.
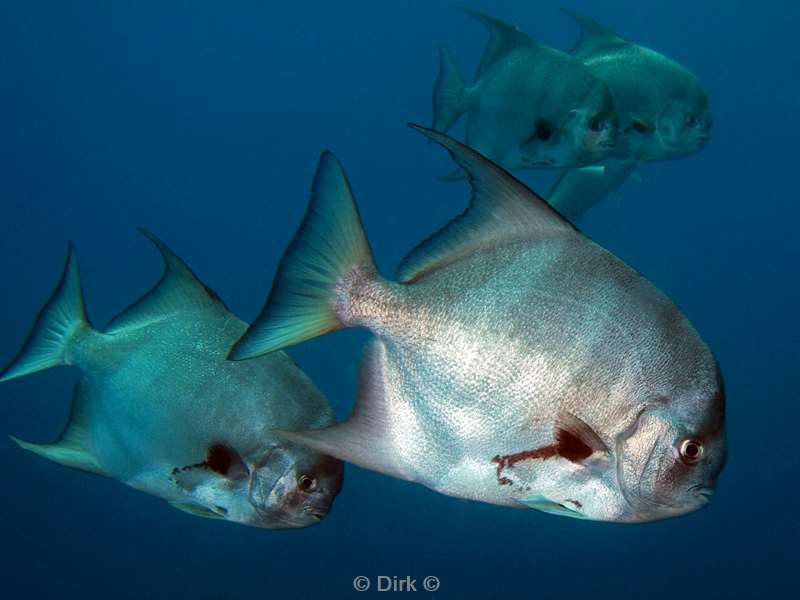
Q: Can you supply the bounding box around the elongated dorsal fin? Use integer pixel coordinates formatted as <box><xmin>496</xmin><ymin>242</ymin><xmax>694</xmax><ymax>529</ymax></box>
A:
<box><xmin>12</xmin><ymin>378</ymin><xmax>105</xmax><ymax>476</ymax></box>
<box><xmin>278</xmin><ymin>340</ymin><xmax>415</xmax><ymax>483</ymax></box>
<box><xmin>105</xmin><ymin>229</ymin><xmax>229</xmax><ymax>334</ymax></box>
<box><xmin>463</xmin><ymin>9</ymin><xmax>535</xmax><ymax>80</ymax></box>
<box><xmin>562</xmin><ymin>9</ymin><xmax>629</xmax><ymax>58</ymax></box>
<box><xmin>398</xmin><ymin>125</ymin><xmax>576</xmax><ymax>284</ymax></box>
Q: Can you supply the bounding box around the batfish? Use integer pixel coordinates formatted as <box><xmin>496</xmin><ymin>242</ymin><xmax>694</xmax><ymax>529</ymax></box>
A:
<box><xmin>547</xmin><ymin>11</ymin><xmax>712</xmax><ymax>220</ymax></box>
<box><xmin>566</xmin><ymin>9</ymin><xmax>712</xmax><ymax>162</ymax></box>
<box><xmin>230</xmin><ymin>126</ymin><xmax>726</xmax><ymax>523</ymax></box>
<box><xmin>431</xmin><ymin>10</ymin><xmax>617</xmax><ymax>175</ymax></box>
<box><xmin>1</xmin><ymin>231</ymin><xmax>343</xmax><ymax>528</ymax></box>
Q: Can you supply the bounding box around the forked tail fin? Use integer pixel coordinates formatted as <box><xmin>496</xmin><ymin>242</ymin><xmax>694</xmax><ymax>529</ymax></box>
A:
<box><xmin>229</xmin><ymin>151</ymin><xmax>377</xmax><ymax>360</ymax></box>
<box><xmin>432</xmin><ymin>46</ymin><xmax>468</xmax><ymax>134</ymax></box>
<box><xmin>0</xmin><ymin>244</ymin><xmax>92</xmax><ymax>382</ymax></box>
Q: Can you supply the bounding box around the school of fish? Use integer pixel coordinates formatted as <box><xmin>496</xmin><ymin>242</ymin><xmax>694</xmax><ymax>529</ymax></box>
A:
<box><xmin>2</xmin><ymin>7</ymin><xmax>725</xmax><ymax>529</ymax></box>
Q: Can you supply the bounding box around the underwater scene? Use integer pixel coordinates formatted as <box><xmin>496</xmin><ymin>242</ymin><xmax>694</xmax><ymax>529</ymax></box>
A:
<box><xmin>1</xmin><ymin>1</ymin><xmax>797</xmax><ymax>598</ymax></box>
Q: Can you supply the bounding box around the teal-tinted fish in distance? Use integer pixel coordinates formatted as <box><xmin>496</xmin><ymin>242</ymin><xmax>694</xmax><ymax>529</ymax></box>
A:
<box><xmin>231</xmin><ymin>126</ymin><xmax>726</xmax><ymax>523</ymax></box>
<box><xmin>1</xmin><ymin>231</ymin><xmax>343</xmax><ymax>528</ymax></box>
<box><xmin>431</xmin><ymin>10</ymin><xmax>617</xmax><ymax>175</ymax></box>
<box><xmin>565</xmin><ymin>9</ymin><xmax>711</xmax><ymax>162</ymax></box>
<box><xmin>548</xmin><ymin>10</ymin><xmax>712</xmax><ymax>220</ymax></box>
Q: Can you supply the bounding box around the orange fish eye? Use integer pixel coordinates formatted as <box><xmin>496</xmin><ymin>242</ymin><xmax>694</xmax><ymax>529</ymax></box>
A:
<box><xmin>298</xmin><ymin>474</ymin><xmax>318</xmax><ymax>493</ymax></box>
<box><xmin>679</xmin><ymin>439</ymin><xmax>704</xmax><ymax>464</ymax></box>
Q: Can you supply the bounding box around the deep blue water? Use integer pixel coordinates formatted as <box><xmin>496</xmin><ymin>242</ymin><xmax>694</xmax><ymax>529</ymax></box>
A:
<box><xmin>1</xmin><ymin>1</ymin><xmax>798</xmax><ymax>598</ymax></box>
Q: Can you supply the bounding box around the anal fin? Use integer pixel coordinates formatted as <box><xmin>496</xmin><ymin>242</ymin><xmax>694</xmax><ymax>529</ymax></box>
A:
<box><xmin>12</xmin><ymin>378</ymin><xmax>105</xmax><ymax>477</ymax></box>
<box><xmin>278</xmin><ymin>340</ymin><xmax>413</xmax><ymax>482</ymax></box>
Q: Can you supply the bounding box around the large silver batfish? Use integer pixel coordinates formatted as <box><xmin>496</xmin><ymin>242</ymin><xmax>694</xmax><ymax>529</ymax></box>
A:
<box><xmin>548</xmin><ymin>10</ymin><xmax>712</xmax><ymax>221</ymax></box>
<box><xmin>231</xmin><ymin>126</ymin><xmax>726</xmax><ymax>523</ymax></box>
<box><xmin>432</xmin><ymin>10</ymin><xmax>616</xmax><ymax>174</ymax></box>
<box><xmin>1</xmin><ymin>231</ymin><xmax>343</xmax><ymax>528</ymax></box>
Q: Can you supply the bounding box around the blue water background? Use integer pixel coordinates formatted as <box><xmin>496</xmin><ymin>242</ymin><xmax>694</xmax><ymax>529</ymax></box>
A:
<box><xmin>1</xmin><ymin>1</ymin><xmax>797</xmax><ymax>598</ymax></box>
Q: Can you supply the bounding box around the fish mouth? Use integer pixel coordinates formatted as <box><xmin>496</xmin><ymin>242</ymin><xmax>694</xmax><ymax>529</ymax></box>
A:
<box><xmin>303</xmin><ymin>505</ymin><xmax>329</xmax><ymax>520</ymax></box>
<box><xmin>688</xmin><ymin>484</ymin><xmax>714</xmax><ymax>502</ymax></box>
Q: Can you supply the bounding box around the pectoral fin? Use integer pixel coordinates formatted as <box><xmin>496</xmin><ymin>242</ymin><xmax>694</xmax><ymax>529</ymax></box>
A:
<box><xmin>170</xmin><ymin>443</ymin><xmax>249</xmax><ymax>491</ymax></box>
<box><xmin>554</xmin><ymin>411</ymin><xmax>611</xmax><ymax>464</ymax></box>
<box><xmin>168</xmin><ymin>501</ymin><xmax>225</xmax><ymax>520</ymax></box>
<box><xmin>519</xmin><ymin>495</ymin><xmax>589</xmax><ymax>519</ymax></box>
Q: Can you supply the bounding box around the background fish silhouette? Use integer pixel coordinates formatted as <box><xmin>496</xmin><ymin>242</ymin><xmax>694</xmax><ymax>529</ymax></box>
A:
<box><xmin>548</xmin><ymin>10</ymin><xmax>712</xmax><ymax>220</ymax></box>
<box><xmin>431</xmin><ymin>10</ymin><xmax>617</xmax><ymax>176</ymax></box>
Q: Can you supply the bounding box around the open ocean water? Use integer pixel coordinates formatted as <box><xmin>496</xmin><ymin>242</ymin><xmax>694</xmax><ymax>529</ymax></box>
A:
<box><xmin>0</xmin><ymin>1</ymin><xmax>797</xmax><ymax>598</ymax></box>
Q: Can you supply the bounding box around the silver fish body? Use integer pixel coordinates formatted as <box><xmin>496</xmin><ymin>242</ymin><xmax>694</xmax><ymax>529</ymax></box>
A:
<box><xmin>1</xmin><ymin>231</ymin><xmax>343</xmax><ymax>528</ymax></box>
<box><xmin>431</xmin><ymin>10</ymin><xmax>617</xmax><ymax>173</ymax></box>
<box><xmin>232</xmin><ymin>127</ymin><xmax>726</xmax><ymax>523</ymax></box>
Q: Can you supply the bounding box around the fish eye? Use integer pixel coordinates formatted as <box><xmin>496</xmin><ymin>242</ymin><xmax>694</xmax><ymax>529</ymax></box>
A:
<box><xmin>297</xmin><ymin>474</ymin><xmax>318</xmax><ymax>493</ymax></box>
<box><xmin>679</xmin><ymin>439</ymin><xmax>704</xmax><ymax>464</ymax></box>
<box><xmin>631</xmin><ymin>120</ymin><xmax>650</xmax><ymax>134</ymax></box>
<box><xmin>588</xmin><ymin>116</ymin><xmax>602</xmax><ymax>132</ymax></box>
<box><xmin>685</xmin><ymin>115</ymin><xmax>700</xmax><ymax>127</ymax></box>
<box><xmin>535</xmin><ymin>119</ymin><xmax>552</xmax><ymax>141</ymax></box>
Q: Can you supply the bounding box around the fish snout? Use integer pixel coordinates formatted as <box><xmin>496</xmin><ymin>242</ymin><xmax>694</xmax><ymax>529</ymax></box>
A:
<box><xmin>303</xmin><ymin>501</ymin><xmax>332</xmax><ymax>521</ymax></box>
<box><xmin>688</xmin><ymin>482</ymin><xmax>715</xmax><ymax>502</ymax></box>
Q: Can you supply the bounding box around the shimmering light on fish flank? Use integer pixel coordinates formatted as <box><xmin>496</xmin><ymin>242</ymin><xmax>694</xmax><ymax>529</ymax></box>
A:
<box><xmin>441</xmin><ymin>330</ymin><xmax>483</xmax><ymax>382</ymax></box>
<box><xmin>448</xmin><ymin>405</ymin><xmax>486</xmax><ymax>439</ymax></box>
<box><xmin>443</xmin><ymin>456</ymin><xmax>498</xmax><ymax>502</ymax></box>
<box><xmin>387</xmin><ymin>395</ymin><xmax>422</xmax><ymax>466</ymax></box>
<box><xmin>506</xmin><ymin>345</ymin><xmax>567</xmax><ymax>405</ymax></box>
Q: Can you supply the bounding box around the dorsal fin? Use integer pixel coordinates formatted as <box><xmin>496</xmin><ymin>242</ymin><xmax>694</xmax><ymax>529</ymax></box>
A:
<box><xmin>463</xmin><ymin>9</ymin><xmax>535</xmax><ymax>80</ymax></box>
<box><xmin>561</xmin><ymin>9</ymin><xmax>629</xmax><ymax>59</ymax></box>
<box><xmin>105</xmin><ymin>229</ymin><xmax>229</xmax><ymax>334</ymax></box>
<box><xmin>398</xmin><ymin>125</ymin><xmax>577</xmax><ymax>284</ymax></box>
<box><xmin>11</xmin><ymin>378</ymin><xmax>106</xmax><ymax>476</ymax></box>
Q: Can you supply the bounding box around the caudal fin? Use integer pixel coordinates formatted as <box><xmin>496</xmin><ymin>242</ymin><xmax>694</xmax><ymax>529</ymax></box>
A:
<box><xmin>0</xmin><ymin>244</ymin><xmax>91</xmax><ymax>382</ymax></box>
<box><xmin>432</xmin><ymin>46</ymin><xmax>468</xmax><ymax>134</ymax></box>
<box><xmin>229</xmin><ymin>152</ymin><xmax>376</xmax><ymax>360</ymax></box>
